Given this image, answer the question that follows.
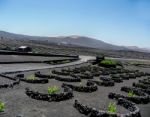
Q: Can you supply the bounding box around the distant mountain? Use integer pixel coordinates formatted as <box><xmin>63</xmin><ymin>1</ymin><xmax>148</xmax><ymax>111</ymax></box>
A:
<box><xmin>0</xmin><ymin>30</ymin><xmax>149</xmax><ymax>52</ymax></box>
<box><xmin>53</xmin><ymin>35</ymin><xmax>129</xmax><ymax>50</ymax></box>
<box><xmin>126</xmin><ymin>46</ymin><xmax>150</xmax><ymax>53</ymax></box>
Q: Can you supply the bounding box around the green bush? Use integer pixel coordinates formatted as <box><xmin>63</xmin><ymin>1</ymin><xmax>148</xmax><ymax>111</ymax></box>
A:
<box><xmin>0</xmin><ymin>101</ymin><xmax>5</xmax><ymax>112</ymax></box>
<box><xmin>100</xmin><ymin>59</ymin><xmax>117</xmax><ymax>65</ymax></box>
<box><xmin>108</xmin><ymin>102</ymin><xmax>117</xmax><ymax>113</ymax></box>
<box><xmin>128</xmin><ymin>91</ymin><xmax>136</xmax><ymax>97</ymax></box>
<box><xmin>48</xmin><ymin>86</ymin><xmax>60</xmax><ymax>94</ymax></box>
<box><xmin>26</xmin><ymin>74</ymin><xmax>37</xmax><ymax>80</ymax></box>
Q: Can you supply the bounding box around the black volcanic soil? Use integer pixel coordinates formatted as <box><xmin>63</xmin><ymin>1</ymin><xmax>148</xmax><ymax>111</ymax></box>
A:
<box><xmin>0</xmin><ymin>63</ymin><xmax>150</xmax><ymax>117</ymax></box>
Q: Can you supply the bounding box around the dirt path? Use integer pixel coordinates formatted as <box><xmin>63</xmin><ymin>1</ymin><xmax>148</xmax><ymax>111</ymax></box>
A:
<box><xmin>0</xmin><ymin>56</ymin><xmax>95</xmax><ymax>73</ymax></box>
<box><xmin>1</xmin><ymin>55</ymin><xmax>150</xmax><ymax>74</ymax></box>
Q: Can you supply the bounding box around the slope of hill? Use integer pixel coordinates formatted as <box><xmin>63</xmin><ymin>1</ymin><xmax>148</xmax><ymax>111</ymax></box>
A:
<box><xmin>0</xmin><ymin>31</ymin><xmax>127</xmax><ymax>50</ymax></box>
<box><xmin>0</xmin><ymin>30</ymin><xmax>149</xmax><ymax>53</ymax></box>
<box><xmin>54</xmin><ymin>35</ymin><xmax>129</xmax><ymax>50</ymax></box>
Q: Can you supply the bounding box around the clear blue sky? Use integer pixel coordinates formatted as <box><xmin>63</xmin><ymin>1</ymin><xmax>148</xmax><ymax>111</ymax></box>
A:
<box><xmin>0</xmin><ymin>0</ymin><xmax>150</xmax><ymax>48</ymax></box>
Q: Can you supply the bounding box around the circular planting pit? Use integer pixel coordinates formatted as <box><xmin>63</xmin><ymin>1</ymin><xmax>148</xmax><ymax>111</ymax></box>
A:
<box><xmin>51</xmin><ymin>70</ymin><xmax>70</xmax><ymax>76</ymax></box>
<box><xmin>111</xmin><ymin>75</ymin><xmax>123</xmax><ymax>83</ymax></box>
<box><xmin>25</xmin><ymin>86</ymin><xmax>73</xmax><ymax>102</ymax></box>
<box><xmin>109</xmin><ymin>86</ymin><xmax>150</xmax><ymax>104</ymax></box>
<box><xmin>71</xmin><ymin>73</ymin><xmax>93</xmax><ymax>80</ymax></box>
<box><xmin>133</xmin><ymin>83</ymin><xmax>150</xmax><ymax>89</ymax></box>
<box><xmin>89</xmin><ymin>79</ymin><xmax>115</xmax><ymax>87</ymax></box>
<box><xmin>15</xmin><ymin>74</ymin><xmax>49</xmax><ymax>84</ymax></box>
<box><xmin>91</xmin><ymin>71</ymin><xmax>101</xmax><ymax>77</ymax></box>
<box><xmin>133</xmin><ymin>77</ymin><xmax>150</xmax><ymax>90</ymax></box>
<box><xmin>139</xmin><ymin>80</ymin><xmax>150</xmax><ymax>85</ymax></box>
<box><xmin>35</xmin><ymin>71</ymin><xmax>54</xmax><ymax>79</ymax></box>
<box><xmin>0</xmin><ymin>79</ymin><xmax>20</xmax><ymax>89</ymax></box>
<box><xmin>128</xmin><ymin>73</ymin><xmax>137</xmax><ymax>79</ymax></box>
<box><xmin>100</xmin><ymin>76</ymin><xmax>112</xmax><ymax>81</ymax></box>
<box><xmin>120</xmin><ymin>74</ymin><xmax>130</xmax><ymax>80</ymax></box>
<box><xmin>22</xmin><ymin>78</ymin><xmax>49</xmax><ymax>84</ymax></box>
<box><xmin>53</xmin><ymin>75</ymin><xmax>81</xmax><ymax>82</ymax></box>
<box><xmin>62</xmin><ymin>81</ymin><xmax>97</xmax><ymax>93</ymax></box>
<box><xmin>101</xmin><ymin>71</ymin><xmax>110</xmax><ymax>75</ymax></box>
<box><xmin>109</xmin><ymin>92</ymin><xmax>149</xmax><ymax>104</ymax></box>
<box><xmin>74</xmin><ymin>98</ymin><xmax>141</xmax><ymax>117</ymax></box>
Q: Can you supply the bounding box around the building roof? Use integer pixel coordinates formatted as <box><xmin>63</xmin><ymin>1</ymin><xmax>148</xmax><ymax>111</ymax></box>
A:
<box><xmin>19</xmin><ymin>46</ymin><xmax>29</xmax><ymax>49</ymax></box>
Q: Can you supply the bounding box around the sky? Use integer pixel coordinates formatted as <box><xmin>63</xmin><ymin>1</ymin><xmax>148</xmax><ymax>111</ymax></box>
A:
<box><xmin>0</xmin><ymin>0</ymin><xmax>150</xmax><ymax>48</ymax></box>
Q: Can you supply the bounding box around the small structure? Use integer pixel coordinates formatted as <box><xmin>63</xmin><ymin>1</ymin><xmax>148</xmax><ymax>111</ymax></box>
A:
<box><xmin>92</xmin><ymin>55</ymin><xmax>105</xmax><ymax>65</ymax></box>
<box><xmin>96</xmin><ymin>55</ymin><xmax>105</xmax><ymax>62</ymax></box>
<box><xmin>17</xmin><ymin>46</ymin><xmax>32</xmax><ymax>52</ymax></box>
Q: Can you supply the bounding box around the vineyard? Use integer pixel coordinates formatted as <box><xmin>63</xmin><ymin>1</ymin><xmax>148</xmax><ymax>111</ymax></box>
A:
<box><xmin>0</xmin><ymin>58</ymin><xmax>150</xmax><ymax>117</ymax></box>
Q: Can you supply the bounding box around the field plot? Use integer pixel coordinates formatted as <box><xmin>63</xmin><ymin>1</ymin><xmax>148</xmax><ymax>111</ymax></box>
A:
<box><xmin>0</xmin><ymin>59</ymin><xmax>150</xmax><ymax>117</ymax></box>
<box><xmin>0</xmin><ymin>55</ymin><xmax>77</xmax><ymax>63</ymax></box>
<box><xmin>0</xmin><ymin>55</ymin><xmax>93</xmax><ymax>73</ymax></box>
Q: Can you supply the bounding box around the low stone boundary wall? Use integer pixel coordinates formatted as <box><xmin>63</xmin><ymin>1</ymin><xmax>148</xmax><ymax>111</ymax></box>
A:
<box><xmin>25</xmin><ymin>86</ymin><xmax>73</xmax><ymax>102</ymax></box>
<box><xmin>74</xmin><ymin>99</ymin><xmax>141</xmax><ymax>117</ymax></box>
<box><xmin>62</xmin><ymin>81</ymin><xmax>97</xmax><ymax>93</ymax></box>
<box><xmin>0</xmin><ymin>79</ymin><xmax>20</xmax><ymax>89</ymax></box>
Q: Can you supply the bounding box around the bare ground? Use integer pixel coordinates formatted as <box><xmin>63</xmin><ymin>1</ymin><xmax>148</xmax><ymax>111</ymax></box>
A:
<box><xmin>0</xmin><ymin>62</ymin><xmax>150</xmax><ymax>117</ymax></box>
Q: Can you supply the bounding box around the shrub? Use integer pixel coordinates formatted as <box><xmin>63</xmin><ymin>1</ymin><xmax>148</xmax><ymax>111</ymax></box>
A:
<box><xmin>100</xmin><ymin>59</ymin><xmax>117</xmax><ymax>65</ymax></box>
<box><xmin>0</xmin><ymin>101</ymin><xmax>5</xmax><ymax>112</ymax></box>
<box><xmin>108</xmin><ymin>102</ymin><xmax>117</xmax><ymax>113</ymax></box>
<box><xmin>128</xmin><ymin>91</ymin><xmax>136</xmax><ymax>97</ymax></box>
<box><xmin>48</xmin><ymin>86</ymin><xmax>60</xmax><ymax>94</ymax></box>
<box><xmin>26</xmin><ymin>74</ymin><xmax>37</xmax><ymax>80</ymax></box>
